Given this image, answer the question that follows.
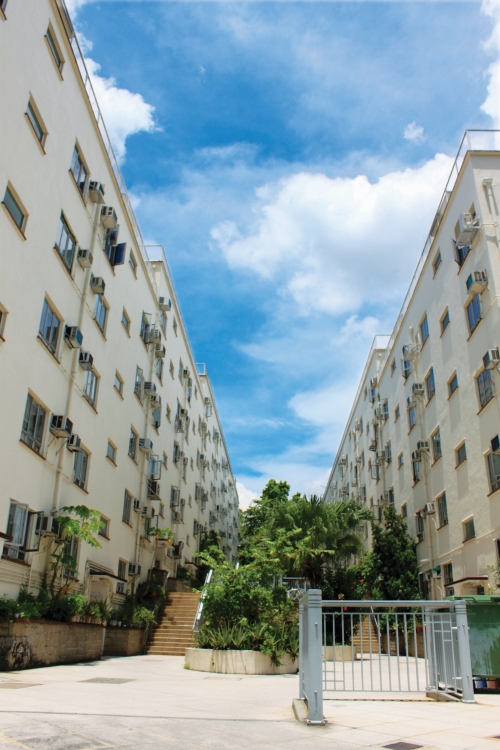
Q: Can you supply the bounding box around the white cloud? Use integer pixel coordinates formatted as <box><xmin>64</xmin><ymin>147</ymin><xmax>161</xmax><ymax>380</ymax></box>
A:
<box><xmin>211</xmin><ymin>154</ymin><xmax>452</xmax><ymax>317</ymax></box>
<box><xmin>404</xmin><ymin>122</ymin><xmax>425</xmax><ymax>144</ymax></box>
<box><xmin>85</xmin><ymin>58</ymin><xmax>158</xmax><ymax>163</ymax></box>
<box><xmin>236</xmin><ymin>481</ymin><xmax>259</xmax><ymax>511</ymax></box>
<box><xmin>481</xmin><ymin>0</ymin><xmax>500</xmax><ymax>127</ymax></box>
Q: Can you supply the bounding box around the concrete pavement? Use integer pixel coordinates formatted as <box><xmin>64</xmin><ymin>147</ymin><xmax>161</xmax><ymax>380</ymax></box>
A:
<box><xmin>0</xmin><ymin>655</ymin><xmax>498</xmax><ymax>749</ymax></box>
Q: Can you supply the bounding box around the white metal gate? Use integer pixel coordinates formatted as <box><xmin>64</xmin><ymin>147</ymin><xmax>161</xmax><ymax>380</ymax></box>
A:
<box><xmin>299</xmin><ymin>591</ymin><xmax>475</xmax><ymax>724</ymax></box>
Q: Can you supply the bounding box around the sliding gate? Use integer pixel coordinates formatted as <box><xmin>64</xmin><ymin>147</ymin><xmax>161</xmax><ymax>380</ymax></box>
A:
<box><xmin>299</xmin><ymin>591</ymin><xmax>475</xmax><ymax>723</ymax></box>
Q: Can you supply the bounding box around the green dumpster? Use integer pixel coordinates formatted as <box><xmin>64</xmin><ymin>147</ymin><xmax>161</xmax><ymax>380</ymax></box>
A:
<box><xmin>445</xmin><ymin>595</ymin><xmax>500</xmax><ymax>679</ymax></box>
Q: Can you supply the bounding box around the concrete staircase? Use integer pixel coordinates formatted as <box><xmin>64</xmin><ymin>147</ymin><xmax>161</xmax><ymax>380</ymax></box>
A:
<box><xmin>351</xmin><ymin>615</ymin><xmax>379</xmax><ymax>658</ymax></box>
<box><xmin>146</xmin><ymin>591</ymin><xmax>200</xmax><ymax>656</ymax></box>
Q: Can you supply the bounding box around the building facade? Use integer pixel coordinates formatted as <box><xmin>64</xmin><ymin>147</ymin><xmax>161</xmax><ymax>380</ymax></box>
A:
<box><xmin>0</xmin><ymin>0</ymin><xmax>238</xmax><ymax>603</ymax></box>
<box><xmin>324</xmin><ymin>132</ymin><xmax>500</xmax><ymax>599</ymax></box>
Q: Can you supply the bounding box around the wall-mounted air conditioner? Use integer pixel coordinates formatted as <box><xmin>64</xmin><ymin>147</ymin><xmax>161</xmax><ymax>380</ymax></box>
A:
<box><xmin>133</xmin><ymin>498</ymin><xmax>144</xmax><ymax>513</ymax></box>
<box><xmin>483</xmin><ymin>349</ymin><xmax>500</xmax><ymax>370</ymax></box>
<box><xmin>376</xmin><ymin>450</ymin><xmax>385</xmax><ymax>462</ymax></box>
<box><xmin>79</xmin><ymin>351</ymin><xmax>93</xmax><ymax>371</ymax></box>
<box><xmin>412</xmin><ymin>383</ymin><xmax>425</xmax><ymax>396</ymax></box>
<box><xmin>139</xmin><ymin>438</ymin><xmax>153</xmax><ymax>453</ymax></box>
<box><xmin>64</xmin><ymin>326</ymin><xmax>83</xmax><ymax>349</ymax></box>
<box><xmin>411</xmin><ymin>450</ymin><xmax>422</xmax><ymax>462</ymax></box>
<box><xmin>101</xmin><ymin>205</ymin><xmax>118</xmax><ymax>229</ymax></box>
<box><xmin>90</xmin><ymin>275</ymin><xmax>105</xmax><ymax>295</ymax></box>
<box><xmin>491</xmin><ymin>435</ymin><xmax>500</xmax><ymax>455</ymax></box>
<box><xmin>128</xmin><ymin>563</ymin><xmax>141</xmax><ymax>576</ymax></box>
<box><xmin>158</xmin><ymin>296</ymin><xmax>171</xmax><ymax>311</ymax></box>
<box><xmin>66</xmin><ymin>433</ymin><xmax>81</xmax><ymax>452</ymax></box>
<box><xmin>425</xmin><ymin>501</ymin><xmax>436</xmax><ymax>514</ymax></box>
<box><xmin>155</xmin><ymin>344</ymin><xmax>166</xmax><ymax>359</ymax></box>
<box><xmin>417</xmin><ymin>440</ymin><xmax>430</xmax><ymax>452</ymax></box>
<box><xmin>144</xmin><ymin>382</ymin><xmax>156</xmax><ymax>396</ymax></box>
<box><xmin>50</xmin><ymin>415</ymin><xmax>73</xmax><ymax>438</ymax></box>
<box><xmin>77</xmin><ymin>248</ymin><xmax>93</xmax><ymax>268</ymax></box>
<box><xmin>402</xmin><ymin>343</ymin><xmax>416</xmax><ymax>361</ymax></box>
<box><xmin>466</xmin><ymin>270</ymin><xmax>487</xmax><ymax>296</ymax></box>
<box><xmin>89</xmin><ymin>181</ymin><xmax>105</xmax><ymax>204</ymax></box>
<box><xmin>456</xmin><ymin>212</ymin><xmax>479</xmax><ymax>247</ymax></box>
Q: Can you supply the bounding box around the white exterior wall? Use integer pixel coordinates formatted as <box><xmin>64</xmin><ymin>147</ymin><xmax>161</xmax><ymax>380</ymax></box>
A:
<box><xmin>324</xmin><ymin>145</ymin><xmax>500</xmax><ymax>600</ymax></box>
<box><xmin>0</xmin><ymin>0</ymin><xmax>238</xmax><ymax>601</ymax></box>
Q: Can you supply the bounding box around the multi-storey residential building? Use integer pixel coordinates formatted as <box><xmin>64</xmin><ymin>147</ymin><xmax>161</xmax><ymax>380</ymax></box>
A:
<box><xmin>0</xmin><ymin>0</ymin><xmax>238</xmax><ymax>603</ymax></box>
<box><xmin>324</xmin><ymin>132</ymin><xmax>500</xmax><ymax>600</ymax></box>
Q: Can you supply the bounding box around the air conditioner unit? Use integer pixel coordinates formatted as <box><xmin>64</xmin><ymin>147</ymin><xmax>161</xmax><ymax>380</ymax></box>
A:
<box><xmin>158</xmin><ymin>296</ymin><xmax>171</xmax><ymax>311</ymax></box>
<box><xmin>142</xmin><ymin>328</ymin><xmax>154</xmax><ymax>345</ymax></box>
<box><xmin>193</xmin><ymin>521</ymin><xmax>199</xmax><ymax>535</ymax></box>
<box><xmin>144</xmin><ymin>382</ymin><xmax>156</xmax><ymax>396</ymax></box>
<box><xmin>491</xmin><ymin>435</ymin><xmax>500</xmax><ymax>455</ymax></box>
<box><xmin>200</xmin><ymin>421</ymin><xmax>207</xmax><ymax>432</ymax></box>
<box><xmin>155</xmin><ymin>344</ymin><xmax>166</xmax><ymax>359</ymax></box>
<box><xmin>466</xmin><ymin>270</ymin><xmax>488</xmax><ymax>296</ymax></box>
<box><xmin>199</xmin><ymin>454</ymin><xmax>205</xmax><ymax>462</ymax></box>
<box><xmin>425</xmin><ymin>501</ymin><xmax>436</xmax><ymax>515</ymax></box>
<box><xmin>483</xmin><ymin>348</ymin><xmax>500</xmax><ymax>370</ymax></box>
<box><xmin>402</xmin><ymin>343</ymin><xmax>416</xmax><ymax>361</ymax></box>
<box><xmin>147</xmin><ymin>481</ymin><xmax>160</xmax><ymax>498</ymax></box>
<box><xmin>417</xmin><ymin>440</ymin><xmax>430</xmax><ymax>452</ymax></box>
<box><xmin>432</xmin><ymin>567</ymin><xmax>441</xmax><ymax>579</ymax></box>
<box><xmin>139</xmin><ymin>438</ymin><xmax>153</xmax><ymax>453</ymax></box>
<box><xmin>180</xmin><ymin>408</ymin><xmax>188</xmax><ymax>417</ymax></box>
<box><xmin>38</xmin><ymin>516</ymin><xmax>60</xmax><ymax>536</ymax></box>
<box><xmin>50</xmin><ymin>415</ymin><xmax>73</xmax><ymax>438</ymax></box>
<box><xmin>376</xmin><ymin>450</ymin><xmax>385</xmax><ymax>462</ymax></box>
<box><xmin>412</xmin><ymin>383</ymin><xmax>425</xmax><ymax>396</ymax></box>
<box><xmin>66</xmin><ymin>433</ymin><xmax>81</xmax><ymax>452</ymax></box>
<box><xmin>456</xmin><ymin>212</ymin><xmax>479</xmax><ymax>247</ymax></box>
<box><xmin>183</xmin><ymin>368</ymin><xmax>190</xmax><ymax>379</ymax></box>
<box><xmin>101</xmin><ymin>205</ymin><xmax>118</xmax><ymax>229</ymax></box>
<box><xmin>152</xmin><ymin>329</ymin><xmax>161</xmax><ymax>344</ymax></box>
<box><xmin>90</xmin><ymin>275</ymin><xmax>105</xmax><ymax>295</ymax></box>
<box><xmin>88</xmin><ymin>181</ymin><xmax>105</xmax><ymax>204</ymax></box>
<box><xmin>128</xmin><ymin>563</ymin><xmax>141</xmax><ymax>576</ymax></box>
<box><xmin>370</xmin><ymin>377</ymin><xmax>378</xmax><ymax>388</ymax></box>
<box><xmin>144</xmin><ymin>506</ymin><xmax>155</xmax><ymax>519</ymax></box>
<box><xmin>355</xmin><ymin>455</ymin><xmax>362</xmax><ymax>464</ymax></box>
<box><xmin>172</xmin><ymin>511</ymin><xmax>180</xmax><ymax>524</ymax></box>
<box><xmin>411</xmin><ymin>450</ymin><xmax>422</xmax><ymax>462</ymax></box>
<box><xmin>64</xmin><ymin>326</ymin><xmax>83</xmax><ymax>349</ymax></box>
<box><xmin>375</xmin><ymin>404</ymin><xmax>388</xmax><ymax>420</ymax></box>
<box><xmin>182</xmin><ymin>457</ymin><xmax>188</xmax><ymax>465</ymax></box>
<box><xmin>133</xmin><ymin>499</ymin><xmax>143</xmax><ymax>513</ymax></box>
<box><xmin>77</xmin><ymin>248</ymin><xmax>93</xmax><ymax>268</ymax></box>
<box><xmin>78</xmin><ymin>351</ymin><xmax>93</xmax><ymax>371</ymax></box>
<box><xmin>116</xmin><ymin>582</ymin><xmax>126</xmax><ymax>594</ymax></box>
<box><xmin>368</xmin><ymin>439</ymin><xmax>377</xmax><ymax>452</ymax></box>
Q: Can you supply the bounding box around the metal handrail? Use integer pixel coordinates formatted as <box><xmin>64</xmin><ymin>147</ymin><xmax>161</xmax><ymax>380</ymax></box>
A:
<box><xmin>192</xmin><ymin>569</ymin><xmax>213</xmax><ymax>633</ymax></box>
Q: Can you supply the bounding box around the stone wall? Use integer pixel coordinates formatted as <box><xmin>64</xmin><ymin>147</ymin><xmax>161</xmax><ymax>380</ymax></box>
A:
<box><xmin>0</xmin><ymin>620</ymin><xmax>105</xmax><ymax>671</ymax></box>
<box><xmin>185</xmin><ymin>648</ymin><xmax>298</xmax><ymax>675</ymax></box>
<box><xmin>103</xmin><ymin>627</ymin><xmax>144</xmax><ymax>657</ymax></box>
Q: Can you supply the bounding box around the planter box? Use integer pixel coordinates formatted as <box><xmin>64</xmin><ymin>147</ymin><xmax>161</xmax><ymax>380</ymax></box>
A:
<box><xmin>323</xmin><ymin>645</ymin><xmax>355</xmax><ymax>661</ymax></box>
<box><xmin>0</xmin><ymin>620</ymin><xmax>104</xmax><ymax>671</ymax></box>
<box><xmin>185</xmin><ymin>647</ymin><xmax>298</xmax><ymax>675</ymax></box>
<box><xmin>103</xmin><ymin>627</ymin><xmax>145</xmax><ymax>657</ymax></box>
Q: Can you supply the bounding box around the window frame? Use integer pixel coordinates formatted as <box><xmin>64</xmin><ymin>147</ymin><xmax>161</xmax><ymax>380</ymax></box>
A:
<box><xmin>425</xmin><ymin>367</ymin><xmax>436</xmax><ymax>402</ymax></box>
<box><xmin>440</xmin><ymin>308</ymin><xmax>450</xmax><ymax>334</ymax></box>
<box><xmin>437</xmin><ymin>492</ymin><xmax>448</xmax><ymax>528</ymax></box>
<box><xmin>463</xmin><ymin>517</ymin><xmax>475</xmax><ymax>543</ymax></box>
<box><xmin>432</xmin><ymin>251</ymin><xmax>442</xmax><ymax>276</ymax></box>
<box><xmin>98</xmin><ymin>516</ymin><xmax>110</xmax><ymax>539</ymax></box>
<box><xmin>487</xmin><ymin>450</ymin><xmax>500</xmax><ymax>494</ymax></box>
<box><xmin>73</xmin><ymin>447</ymin><xmax>90</xmax><ymax>491</ymax></box>
<box><xmin>129</xmin><ymin>252</ymin><xmax>138</xmax><ymax>277</ymax></box>
<box><xmin>2</xmin><ymin>184</ymin><xmax>28</xmax><ymax>235</ymax></box>
<box><xmin>466</xmin><ymin>294</ymin><xmax>482</xmax><ymax>336</ymax></box>
<box><xmin>39</xmin><ymin>298</ymin><xmax>61</xmax><ymax>356</ymax></box>
<box><xmin>83</xmin><ymin>368</ymin><xmax>99</xmax><ymax>409</ymax></box>
<box><xmin>121</xmin><ymin>308</ymin><xmax>131</xmax><ymax>335</ymax></box>
<box><xmin>448</xmin><ymin>372</ymin><xmax>459</xmax><ymax>397</ymax></box>
<box><xmin>69</xmin><ymin>144</ymin><xmax>88</xmax><ymax>196</ymax></box>
<box><xmin>106</xmin><ymin>440</ymin><xmax>117</xmax><ymax>465</ymax></box>
<box><xmin>128</xmin><ymin>428</ymin><xmax>138</xmax><ymax>461</ymax></box>
<box><xmin>20</xmin><ymin>393</ymin><xmax>46</xmax><ymax>455</ymax></box>
<box><xmin>114</xmin><ymin>371</ymin><xmax>124</xmax><ymax>397</ymax></box>
<box><xmin>94</xmin><ymin>295</ymin><xmax>109</xmax><ymax>336</ymax></box>
<box><xmin>455</xmin><ymin>441</ymin><xmax>467</xmax><ymax>467</ymax></box>
<box><xmin>420</xmin><ymin>314</ymin><xmax>429</xmax><ymax>345</ymax></box>
<box><xmin>122</xmin><ymin>490</ymin><xmax>133</xmax><ymax>526</ymax></box>
<box><xmin>477</xmin><ymin>369</ymin><xmax>494</xmax><ymax>410</ymax></box>
<box><xmin>0</xmin><ymin>303</ymin><xmax>7</xmax><ymax>339</ymax></box>
<box><xmin>26</xmin><ymin>97</ymin><xmax>48</xmax><ymax>150</ymax></box>
<box><xmin>45</xmin><ymin>23</ymin><xmax>64</xmax><ymax>75</ymax></box>
<box><xmin>55</xmin><ymin>213</ymin><xmax>76</xmax><ymax>273</ymax></box>
<box><xmin>431</xmin><ymin>427</ymin><xmax>442</xmax><ymax>463</ymax></box>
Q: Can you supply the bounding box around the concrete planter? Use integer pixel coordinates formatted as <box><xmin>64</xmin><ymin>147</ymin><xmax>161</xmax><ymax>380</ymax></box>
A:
<box><xmin>0</xmin><ymin>620</ymin><xmax>105</xmax><ymax>671</ymax></box>
<box><xmin>103</xmin><ymin>627</ymin><xmax>145</xmax><ymax>657</ymax></box>
<box><xmin>323</xmin><ymin>644</ymin><xmax>354</xmax><ymax>661</ymax></box>
<box><xmin>185</xmin><ymin>647</ymin><xmax>298</xmax><ymax>675</ymax></box>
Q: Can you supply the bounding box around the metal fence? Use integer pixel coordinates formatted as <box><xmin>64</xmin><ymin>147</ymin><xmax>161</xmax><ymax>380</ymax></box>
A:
<box><xmin>299</xmin><ymin>591</ymin><xmax>475</xmax><ymax>723</ymax></box>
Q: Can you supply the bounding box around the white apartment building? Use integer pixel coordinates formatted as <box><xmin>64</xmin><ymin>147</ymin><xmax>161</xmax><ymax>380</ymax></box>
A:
<box><xmin>0</xmin><ymin>0</ymin><xmax>239</xmax><ymax>603</ymax></box>
<box><xmin>324</xmin><ymin>131</ymin><xmax>500</xmax><ymax>600</ymax></box>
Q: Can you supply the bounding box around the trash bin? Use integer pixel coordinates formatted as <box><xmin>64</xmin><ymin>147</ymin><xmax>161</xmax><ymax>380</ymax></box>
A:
<box><xmin>445</xmin><ymin>595</ymin><xmax>500</xmax><ymax>683</ymax></box>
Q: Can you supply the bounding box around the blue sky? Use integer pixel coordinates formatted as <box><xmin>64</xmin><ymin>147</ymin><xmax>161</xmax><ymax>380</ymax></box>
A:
<box><xmin>70</xmin><ymin>0</ymin><xmax>500</xmax><ymax>507</ymax></box>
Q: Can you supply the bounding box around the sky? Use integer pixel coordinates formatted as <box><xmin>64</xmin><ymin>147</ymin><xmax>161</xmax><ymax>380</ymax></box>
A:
<box><xmin>67</xmin><ymin>0</ymin><xmax>500</xmax><ymax>509</ymax></box>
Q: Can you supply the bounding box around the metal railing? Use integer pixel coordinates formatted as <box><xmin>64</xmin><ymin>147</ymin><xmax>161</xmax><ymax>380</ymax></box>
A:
<box><xmin>299</xmin><ymin>591</ymin><xmax>475</xmax><ymax>724</ymax></box>
<box><xmin>192</xmin><ymin>568</ymin><xmax>213</xmax><ymax>634</ymax></box>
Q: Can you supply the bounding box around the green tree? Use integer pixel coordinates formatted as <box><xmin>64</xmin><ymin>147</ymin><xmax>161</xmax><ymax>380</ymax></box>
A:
<box><xmin>364</xmin><ymin>505</ymin><xmax>420</xmax><ymax>600</ymax></box>
<box><xmin>49</xmin><ymin>505</ymin><xmax>102</xmax><ymax>598</ymax></box>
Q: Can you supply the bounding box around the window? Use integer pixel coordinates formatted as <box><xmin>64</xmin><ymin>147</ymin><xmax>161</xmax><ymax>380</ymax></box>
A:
<box><xmin>371</xmin><ymin>462</ymin><xmax>380</xmax><ymax>481</ymax></box>
<box><xmin>3</xmin><ymin>185</ymin><xmax>27</xmax><ymax>233</ymax></box>
<box><xmin>160</xmin><ymin>312</ymin><xmax>167</xmax><ymax>334</ymax></box>
<box><xmin>412</xmin><ymin>458</ymin><xmax>420</xmax><ymax>484</ymax></box>
<box><xmin>99</xmin><ymin>516</ymin><xmax>109</xmax><ymax>538</ymax></box>
<box><xmin>178</xmin><ymin>360</ymin><xmax>184</xmax><ymax>379</ymax></box>
<box><xmin>70</xmin><ymin>146</ymin><xmax>88</xmax><ymax>195</ymax></box>
<box><xmin>401</xmin><ymin>503</ymin><xmax>407</xmax><ymax>518</ymax></box>
<box><xmin>83</xmin><ymin>369</ymin><xmax>99</xmax><ymax>408</ymax></box>
<box><xmin>122</xmin><ymin>491</ymin><xmax>132</xmax><ymax>525</ymax></box>
<box><xmin>420</xmin><ymin>315</ymin><xmax>429</xmax><ymax>344</ymax></box>
<box><xmin>391</xmin><ymin>358</ymin><xmax>396</xmax><ymax>375</ymax></box>
<box><xmin>55</xmin><ymin>214</ymin><xmax>76</xmax><ymax>272</ymax></box>
<box><xmin>0</xmin><ymin>0</ymin><xmax>8</xmax><ymax>18</ymax></box>
<box><xmin>466</xmin><ymin>294</ymin><xmax>481</xmax><ymax>334</ymax></box>
<box><xmin>173</xmin><ymin>317</ymin><xmax>178</xmax><ymax>336</ymax></box>
<box><xmin>94</xmin><ymin>295</ymin><xmax>108</xmax><ymax>334</ymax></box>
<box><xmin>416</xmin><ymin>513</ymin><xmax>424</xmax><ymax>540</ymax></box>
<box><xmin>156</xmin><ymin>357</ymin><xmax>163</xmax><ymax>381</ymax></box>
<box><xmin>39</xmin><ymin>299</ymin><xmax>60</xmax><ymax>354</ymax></box>
<box><xmin>162</xmin><ymin>452</ymin><xmax>168</xmax><ymax>469</ymax></box>
<box><xmin>455</xmin><ymin>243</ymin><xmax>470</xmax><ymax>267</ymax></box>
<box><xmin>426</xmin><ymin>367</ymin><xmax>436</xmax><ymax>401</ymax></box>
<box><xmin>121</xmin><ymin>308</ymin><xmax>131</xmax><ymax>334</ymax></box>
<box><xmin>26</xmin><ymin>98</ymin><xmax>47</xmax><ymax>147</ymax></box>
<box><xmin>4</xmin><ymin>501</ymin><xmax>29</xmax><ymax>561</ymax></box>
<box><xmin>46</xmin><ymin>24</ymin><xmax>64</xmax><ymax>72</ymax></box>
<box><xmin>402</xmin><ymin>358</ymin><xmax>411</xmax><ymax>380</ymax></box>
<box><xmin>21</xmin><ymin>393</ymin><xmax>46</xmax><ymax>454</ymax></box>
<box><xmin>0</xmin><ymin>304</ymin><xmax>7</xmax><ymax>339</ymax></box>
<box><xmin>129</xmin><ymin>252</ymin><xmax>137</xmax><ymax>276</ymax></box>
<box><xmin>128</xmin><ymin>428</ymin><xmax>138</xmax><ymax>460</ymax></box>
<box><xmin>432</xmin><ymin>428</ymin><xmax>442</xmax><ymax>462</ymax></box>
<box><xmin>463</xmin><ymin>518</ymin><xmax>475</xmax><ymax>542</ymax></box>
<box><xmin>448</xmin><ymin>372</ymin><xmax>459</xmax><ymax>396</ymax></box>
<box><xmin>169</xmin><ymin>360</ymin><xmax>174</xmax><ymax>378</ymax></box>
<box><xmin>487</xmin><ymin>450</ymin><xmax>500</xmax><ymax>494</ymax></box>
<box><xmin>433</xmin><ymin>251</ymin><xmax>442</xmax><ymax>275</ymax></box>
<box><xmin>441</xmin><ymin>309</ymin><xmax>450</xmax><ymax>333</ymax></box>
<box><xmin>394</xmin><ymin>404</ymin><xmax>400</xmax><ymax>421</ymax></box>
<box><xmin>386</xmin><ymin>441</ymin><xmax>392</xmax><ymax>464</ymax></box>
<box><xmin>73</xmin><ymin>448</ymin><xmax>89</xmax><ymax>490</ymax></box>
<box><xmin>408</xmin><ymin>405</ymin><xmax>416</xmax><ymax>431</ymax></box>
<box><xmin>106</xmin><ymin>441</ymin><xmax>116</xmax><ymax>464</ymax></box>
<box><xmin>143</xmin><ymin>517</ymin><xmax>151</xmax><ymax>537</ymax></box>
<box><xmin>443</xmin><ymin>562</ymin><xmax>453</xmax><ymax>587</ymax></box>
<box><xmin>166</xmin><ymin>404</ymin><xmax>172</xmax><ymax>422</ymax></box>
<box><xmin>398</xmin><ymin>452</ymin><xmax>404</xmax><ymax>468</ymax></box>
<box><xmin>456</xmin><ymin>442</ymin><xmax>467</xmax><ymax>466</ymax></box>
<box><xmin>114</xmin><ymin>371</ymin><xmax>123</xmax><ymax>396</ymax></box>
<box><xmin>477</xmin><ymin>369</ymin><xmax>494</xmax><ymax>410</ymax></box>
<box><xmin>134</xmin><ymin>366</ymin><xmax>144</xmax><ymax>400</ymax></box>
<box><xmin>388</xmin><ymin>487</ymin><xmax>395</xmax><ymax>506</ymax></box>
<box><xmin>437</xmin><ymin>492</ymin><xmax>448</xmax><ymax>527</ymax></box>
<box><xmin>118</xmin><ymin>559</ymin><xmax>127</xmax><ymax>580</ymax></box>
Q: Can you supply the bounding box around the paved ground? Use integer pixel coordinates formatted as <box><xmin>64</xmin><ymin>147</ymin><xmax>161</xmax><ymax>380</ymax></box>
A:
<box><xmin>0</xmin><ymin>655</ymin><xmax>499</xmax><ymax>749</ymax></box>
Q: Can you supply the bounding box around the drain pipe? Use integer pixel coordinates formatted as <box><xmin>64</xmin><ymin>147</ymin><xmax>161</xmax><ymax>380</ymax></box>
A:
<box><xmin>51</xmin><ymin>201</ymin><xmax>101</xmax><ymax>514</ymax></box>
<box><xmin>135</xmin><ymin>328</ymin><xmax>156</xmax><ymax>567</ymax></box>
